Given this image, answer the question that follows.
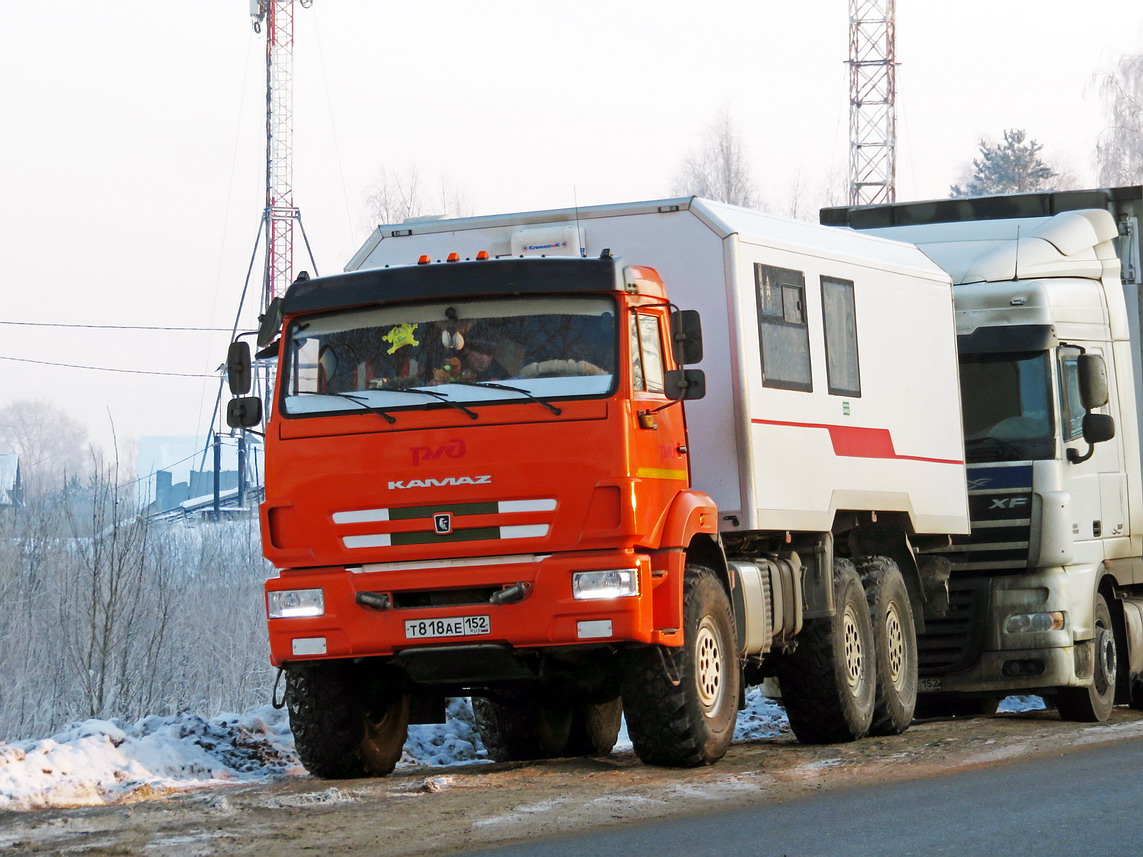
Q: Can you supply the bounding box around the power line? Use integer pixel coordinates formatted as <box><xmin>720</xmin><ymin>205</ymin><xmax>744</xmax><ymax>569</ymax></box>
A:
<box><xmin>0</xmin><ymin>354</ymin><xmax>217</xmax><ymax>378</ymax></box>
<box><xmin>0</xmin><ymin>320</ymin><xmax>233</xmax><ymax>332</ymax></box>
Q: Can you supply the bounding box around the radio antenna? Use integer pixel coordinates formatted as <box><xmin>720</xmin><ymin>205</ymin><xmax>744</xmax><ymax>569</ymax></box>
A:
<box><xmin>573</xmin><ymin>187</ymin><xmax>584</xmax><ymax>257</ymax></box>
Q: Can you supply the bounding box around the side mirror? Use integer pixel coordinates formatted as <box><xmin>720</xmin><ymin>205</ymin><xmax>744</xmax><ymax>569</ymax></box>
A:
<box><xmin>670</xmin><ymin>310</ymin><xmax>704</xmax><ymax>365</ymax></box>
<box><xmin>1083</xmin><ymin>412</ymin><xmax>1116</xmax><ymax>445</ymax></box>
<box><xmin>226</xmin><ymin>396</ymin><xmax>263</xmax><ymax>429</ymax></box>
<box><xmin>227</xmin><ymin>341</ymin><xmax>252</xmax><ymax>395</ymax></box>
<box><xmin>664</xmin><ymin>368</ymin><xmax>706</xmax><ymax>401</ymax></box>
<box><xmin>257</xmin><ymin>298</ymin><xmax>284</xmax><ymax>349</ymax></box>
<box><xmin>1077</xmin><ymin>353</ymin><xmax>1109</xmax><ymax>409</ymax></box>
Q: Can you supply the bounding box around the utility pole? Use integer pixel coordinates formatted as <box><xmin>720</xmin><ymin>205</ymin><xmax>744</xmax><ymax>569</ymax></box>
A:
<box><xmin>847</xmin><ymin>0</ymin><xmax>897</xmax><ymax>206</ymax></box>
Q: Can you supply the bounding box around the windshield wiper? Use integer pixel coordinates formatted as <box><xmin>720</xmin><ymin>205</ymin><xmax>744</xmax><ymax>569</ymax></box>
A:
<box><xmin>965</xmin><ymin>435</ymin><xmax>1026</xmax><ymax>461</ymax></box>
<box><xmin>449</xmin><ymin>380</ymin><xmax>562</xmax><ymax>415</ymax></box>
<box><xmin>294</xmin><ymin>390</ymin><xmax>397</xmax><ymax>423</ymax></box>
<box><xmin>379</xmin><ymin>386</ymin><xmax>479</xmax><ymax>420</ymax></box>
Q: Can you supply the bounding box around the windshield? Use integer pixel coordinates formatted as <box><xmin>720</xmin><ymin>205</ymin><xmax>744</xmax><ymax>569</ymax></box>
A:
<box><xmin>959</xmin><ymin>351</ymin><xmax>1054</xmax><ymax>462</ymax></box>
<box><xmin>281</xmin><ymin>295</ymin><xmax>617</xmax><ymax>417</ymax></box>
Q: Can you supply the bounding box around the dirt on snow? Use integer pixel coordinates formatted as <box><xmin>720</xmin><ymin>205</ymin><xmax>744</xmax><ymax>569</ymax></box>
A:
<box><xmin>4</xmin><ymin>706</ymin><xmax>1143</xmax><ymax>857</ymax></box>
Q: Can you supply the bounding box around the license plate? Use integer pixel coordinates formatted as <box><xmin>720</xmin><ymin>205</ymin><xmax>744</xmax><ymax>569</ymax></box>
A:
<box><xmin>404</xmin><ymin>614</ymin><xmax>491</xmax><ymax>640</ymax></box>
<box><xmin>919</xmin><ymin>677</ymin><xmax>943</xmax><ymax>692</ymax></box>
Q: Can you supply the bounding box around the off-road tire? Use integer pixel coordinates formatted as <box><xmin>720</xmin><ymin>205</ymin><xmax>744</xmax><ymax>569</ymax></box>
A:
<box><xmin>858</xmin><ymin>556</ymin><xmax>918</xmax><ymax>735</ymax></box>
<box><xmin>285</xmin><ymin>661</ymin><xmax>409</xmax><ymax>779</ymax></box>
<box><xmin>776</xmin><ymin>558</ymin><xmax>875</xmax><ymax>744</ymax></box>
<box><xmin>565</xmin><ymin>697</ymin><xmax>623</xmax><ymax>756</ymax></box>
<box><xmin>1057</xmin><ymin>592</ymin><xmax>1117</xmax><ymax>723</ymax></box>
<box><xmin>472</xmin><ymin>695</ymin><xmax>573</xmax><ymax>762</ymax></box>
<box><xmin>621</xmin><ymin>565</ymin><xmax>739</xmax><ymax>767</ymax></box>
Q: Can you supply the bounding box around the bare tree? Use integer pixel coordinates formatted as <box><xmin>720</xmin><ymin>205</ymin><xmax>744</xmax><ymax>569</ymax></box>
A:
<box><xmin>1094</xmin><ymin>53</ymin><xmax>1143</xmax><ymax>186</ymax></box>
<box><xmin>0</xmin><ymin>400</ymin><xmax>90</xmax><ymax>496</ymax></box>
<box><xmin>365</xmin><ymin>166</ymin><xmax>473</xmax><ymax>226</ymax></box>
<box><xmin>672</xmin><ymin>110</ymin><xmax>760</xmax><ymax>209</ymax></box>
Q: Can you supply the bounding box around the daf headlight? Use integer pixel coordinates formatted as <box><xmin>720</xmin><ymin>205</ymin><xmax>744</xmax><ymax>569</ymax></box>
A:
<box><xmin>572</xmin><ymin>569</ymin><xmax>638</xmax><ymax>600</ymax></box>
<box><xmin>1004</xmin><ymin>611</ymin><xmax>1064</xmax><ymax>634</ymax></box>
<box><xmin>268</xmin><ymin>588</ymin><xmax>325</xmax><ymax>618</ymax></box>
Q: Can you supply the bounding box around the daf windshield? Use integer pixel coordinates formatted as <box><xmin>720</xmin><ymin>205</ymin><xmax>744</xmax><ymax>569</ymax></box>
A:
<box><xmin>960</xmin><ymin>351</ymin><xmax>1054</xmax><ymax>462</ymax></box>
<box><xmin>281</xmin><ymin>295</ymin><xmax>617</xmax><ymax>417</ymax></box>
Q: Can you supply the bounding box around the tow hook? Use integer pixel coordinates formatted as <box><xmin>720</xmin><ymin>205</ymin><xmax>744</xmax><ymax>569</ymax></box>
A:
<box><xmin>355</xmin><ymin>591</ymin><xmax>391</xmax><ymax>611</ymax></box>
<box><xmin>490</xmin><ymin>582</ymin><xmax>531</xmax><ymax>605</ymax></box>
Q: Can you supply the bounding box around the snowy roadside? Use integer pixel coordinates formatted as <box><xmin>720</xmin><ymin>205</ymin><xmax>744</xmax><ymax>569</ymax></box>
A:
<box><xmin>0</xmin><ymin>691</ymin><xmax>1042</xmax><ymax>813</ymax></box>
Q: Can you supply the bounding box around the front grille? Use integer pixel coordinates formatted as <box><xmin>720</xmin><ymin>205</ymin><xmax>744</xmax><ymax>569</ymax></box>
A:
<box><xmin>923</xmin><ymin>465</ymin><xmax>1033</xmax><ymax>572</ymax></box>
<box><xmin>331</xmin><ymin>497</ymin><xmax>557</xmax><ymax>551</ymax></box>
<box><xmin>918</xmin><ymin>577</ymin><xmax>991</xmax><ymax>675</ymax></box>
<box><xmin>392</xmin><ymin>587</ymin><xmax>501</xmax><ymax>609</ymax></box>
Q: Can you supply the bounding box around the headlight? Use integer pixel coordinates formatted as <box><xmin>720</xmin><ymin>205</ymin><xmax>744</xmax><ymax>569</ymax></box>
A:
<box><xmin>572</xmin><ymin>569</ymin><xmax>638</xmax><ymax>600</ymax></box>
<box><xmin>1004</xmin><ymin>611</ymin><xmax>1064</xmax><ymax>634</ymax></box>
<box><xmin>268</xmin><ymin>588</ymin><xmax>325</xmax><ymax>618</ymax></box>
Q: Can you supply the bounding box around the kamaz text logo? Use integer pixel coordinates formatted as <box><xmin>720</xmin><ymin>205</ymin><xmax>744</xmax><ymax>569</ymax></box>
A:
<box><xmin>989</xmin><ymin>497</ymin><xmax>1029</xmax><ymax>510</ymax></box>
<box><xmin>388</xmin><ymin>475</ymin><xmax>492</xmax><ymax>490</ymax></box>
<box><xmin>411</xmin><ymin>439</ymin><xmax>466</xmax><ymax>466</ymax></box>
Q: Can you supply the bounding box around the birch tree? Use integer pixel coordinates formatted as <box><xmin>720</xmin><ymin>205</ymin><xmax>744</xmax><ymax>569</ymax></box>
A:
<box><xmin>1094</xmin><ymin>52</ymin><xmax>1143</xmax><ymax>186</ymax></box>
<box><xmin>672</xmin><ymin>110</ymin><xmax>760</xmax><ymax>209</ymax></box>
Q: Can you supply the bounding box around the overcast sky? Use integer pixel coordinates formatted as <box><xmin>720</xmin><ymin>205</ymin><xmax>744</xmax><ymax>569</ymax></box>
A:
<box><xmin>1</xmin><ymin>1</ymin><xmax>1141</xmax><ymax>466</ymax></box>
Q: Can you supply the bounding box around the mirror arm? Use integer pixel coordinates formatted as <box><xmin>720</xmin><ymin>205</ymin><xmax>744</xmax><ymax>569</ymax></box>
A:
<box><xmin>1067</xmin><ymin>444</ymin><xmax>1095</xmax><ymax>465</ymax></box>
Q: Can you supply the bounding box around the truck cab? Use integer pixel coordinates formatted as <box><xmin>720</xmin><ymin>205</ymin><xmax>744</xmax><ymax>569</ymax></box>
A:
<box><xmin>824</xmin><ymin>189</ymin><xmax>1143</xmax><ymax>719</ymax></box>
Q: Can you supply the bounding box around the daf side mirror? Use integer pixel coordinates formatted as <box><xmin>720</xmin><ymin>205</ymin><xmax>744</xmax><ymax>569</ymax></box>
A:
<box><xmin>1083</xmin><ymin>412</ymin><xmax>1115</xmax><ymax>445</ymax></box>
<box><xmin>670</xmin><ymin>310</ymin><xmax>704</xmax><ymax>365</ymax></box>
<box><xmin>664</xmin><ymin>368</ymin><xmax>706</xmax><ymax>401</ymax></box>
<box><xmin>227</xmin><ymin>341</ymin><xmax>252</xmax><ymax>395</ymax></box>
<box><xmin>226</xmin><ymin>396</ymin><xmax>263</xmax><ymax>429</ymax></box>
<box><xmin>1078</xmin><ymin>353</ymin><xmax>1109</xmax><ymax>409</ymax></box>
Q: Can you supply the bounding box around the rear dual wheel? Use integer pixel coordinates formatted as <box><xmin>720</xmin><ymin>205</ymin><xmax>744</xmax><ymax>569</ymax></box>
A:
<box><xmin>858</xmin><ymin>556</ymin><xmax>918</xmax><ymax>735</ymax></box>
<box><xmin>473</xmin><ymin>695</ymin><xmax>622</xmax><ymax>762</ymax></box>
<box><xmin>777</xmin><ymin>558</ymin><xmax>876</xmax><ymax>743</ymax></box>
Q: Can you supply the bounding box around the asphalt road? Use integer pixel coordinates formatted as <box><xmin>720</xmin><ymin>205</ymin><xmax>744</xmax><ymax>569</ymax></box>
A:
<box><xmin>455</xmin><ymin>738</ymin><xmax>1143</xmax><ymax>857</ymax></box>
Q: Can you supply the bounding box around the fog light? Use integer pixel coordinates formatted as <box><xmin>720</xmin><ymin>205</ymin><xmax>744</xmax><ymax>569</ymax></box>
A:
<box><xmin>572</xmin><ymin>569</ymin><xmax>638</xmax><ymax>600</ymax></box>
<box><xmin>269</xmin><ymin>588</ymin><xmax>325</xmax><ymax>618</ymax></box>
<box><xmin>1004</xmin><ymin>611</ymin><xmax>1064</xmax><ymax>633</ymax></box>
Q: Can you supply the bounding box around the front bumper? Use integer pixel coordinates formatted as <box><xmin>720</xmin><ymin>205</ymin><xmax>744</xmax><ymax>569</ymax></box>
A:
<box><xmin>265</xmin><ymin>549</ymin><xmax>659</xmax><ymax>666</ymax></box>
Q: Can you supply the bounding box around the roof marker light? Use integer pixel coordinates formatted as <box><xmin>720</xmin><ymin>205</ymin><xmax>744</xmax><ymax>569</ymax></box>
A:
<box><xmin>447</xmin><ymin>252</ymin><xmax>460</xmax><ymax>262</ymax></box>
<box><xmin>476</xmin><ymin>250</ymin><xmax>489</xmax><ymax>261</ymax></box>
<box><xmin>417</xmin><ymin>255</ymin><xmax>430</xmax><ymax>265</ymax></box>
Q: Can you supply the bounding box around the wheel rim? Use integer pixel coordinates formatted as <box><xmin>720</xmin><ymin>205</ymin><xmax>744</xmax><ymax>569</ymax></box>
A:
<box><xmin>884</xmin><ymin>599</ymin><xmax>906</xmax><ymax>690</ymax></box>
<box><xmin>842</xmin><ymin>603</ymin><xmax>865</xmax><ymax>691</ymax></box>
<box><xmin>1094</xmin><ymin>624</ymin><xmax>1117</xmax><ymax>697</ymax></box>
<box><xmin>695</xmin><ymin>616</ymin><xmax>725</xmax><ymax>715</ymax></box>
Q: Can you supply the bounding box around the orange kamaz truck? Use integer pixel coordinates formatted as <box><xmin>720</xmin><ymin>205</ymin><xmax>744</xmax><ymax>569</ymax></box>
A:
<box><xmin>227</xmin><ymin>198</ymin><xmax>968</xmax><ymax>778</ymax></box>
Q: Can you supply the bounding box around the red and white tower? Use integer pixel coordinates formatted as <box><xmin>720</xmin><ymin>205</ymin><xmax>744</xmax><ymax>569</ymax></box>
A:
<box><xmin>250</xmin><ymin>0</ymin><xmax>312</xmax><ymax>311</ymax></box>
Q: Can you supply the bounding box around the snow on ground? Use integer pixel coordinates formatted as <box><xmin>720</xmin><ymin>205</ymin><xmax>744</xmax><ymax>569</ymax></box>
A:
<box><xmin>0</xmin><ymin>692</ymin><xmax>1039</xmax><ymax>813</ymax></box>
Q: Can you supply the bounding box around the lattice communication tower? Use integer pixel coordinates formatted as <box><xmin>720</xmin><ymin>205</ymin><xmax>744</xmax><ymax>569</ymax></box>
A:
<box><xmin>847</xmin><ymin>0</ymin><xmax>897</xmax><ymax>206</ymax></box>
<box><xmin>251</xmin><ymin>0</ymin><xmax>313</xmax><ymax>312</ymax></box>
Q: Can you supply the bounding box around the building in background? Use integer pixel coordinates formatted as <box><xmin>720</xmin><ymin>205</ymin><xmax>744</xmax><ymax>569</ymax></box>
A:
<box><xmin>0</xmin><ymin>454</ymin><xmax>21</xmax><ymax>508</ymax></box>
<box><xmin>137</xmin><ymin>435</ymin><xmax>263</xmax><ymax>519</ymax></box>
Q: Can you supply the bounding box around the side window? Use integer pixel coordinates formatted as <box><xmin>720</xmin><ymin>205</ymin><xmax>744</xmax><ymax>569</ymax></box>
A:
<box><xmin>631</xmin><ymin>312</ymin><xmax>665</xmax><ymax>394</ymax></box>
<box><xmin>821</xmin><ymin>276</ymin><xmax>861</xmax><ymax>397</ymax></box>
<box><xmin>1058</xmin><ymin>350</ymin><xmax>1085</xmax><ymax>441</ymax></box>
<box><xmin>755</xmin><ymin>264</ymin><xmax>811</xmax><ymax>391</ymax></box>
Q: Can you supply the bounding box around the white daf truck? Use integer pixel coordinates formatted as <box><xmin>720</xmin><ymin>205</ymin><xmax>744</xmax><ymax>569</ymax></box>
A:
<box><xmin>822</xmin><ymin>186</ymin><xmax>1143</xmax><ymax>721</ymax></box>
<box><xmin>240</xmin><ymin>197</ymin><xmax>969</xmax><ymax>776</ymax></box>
